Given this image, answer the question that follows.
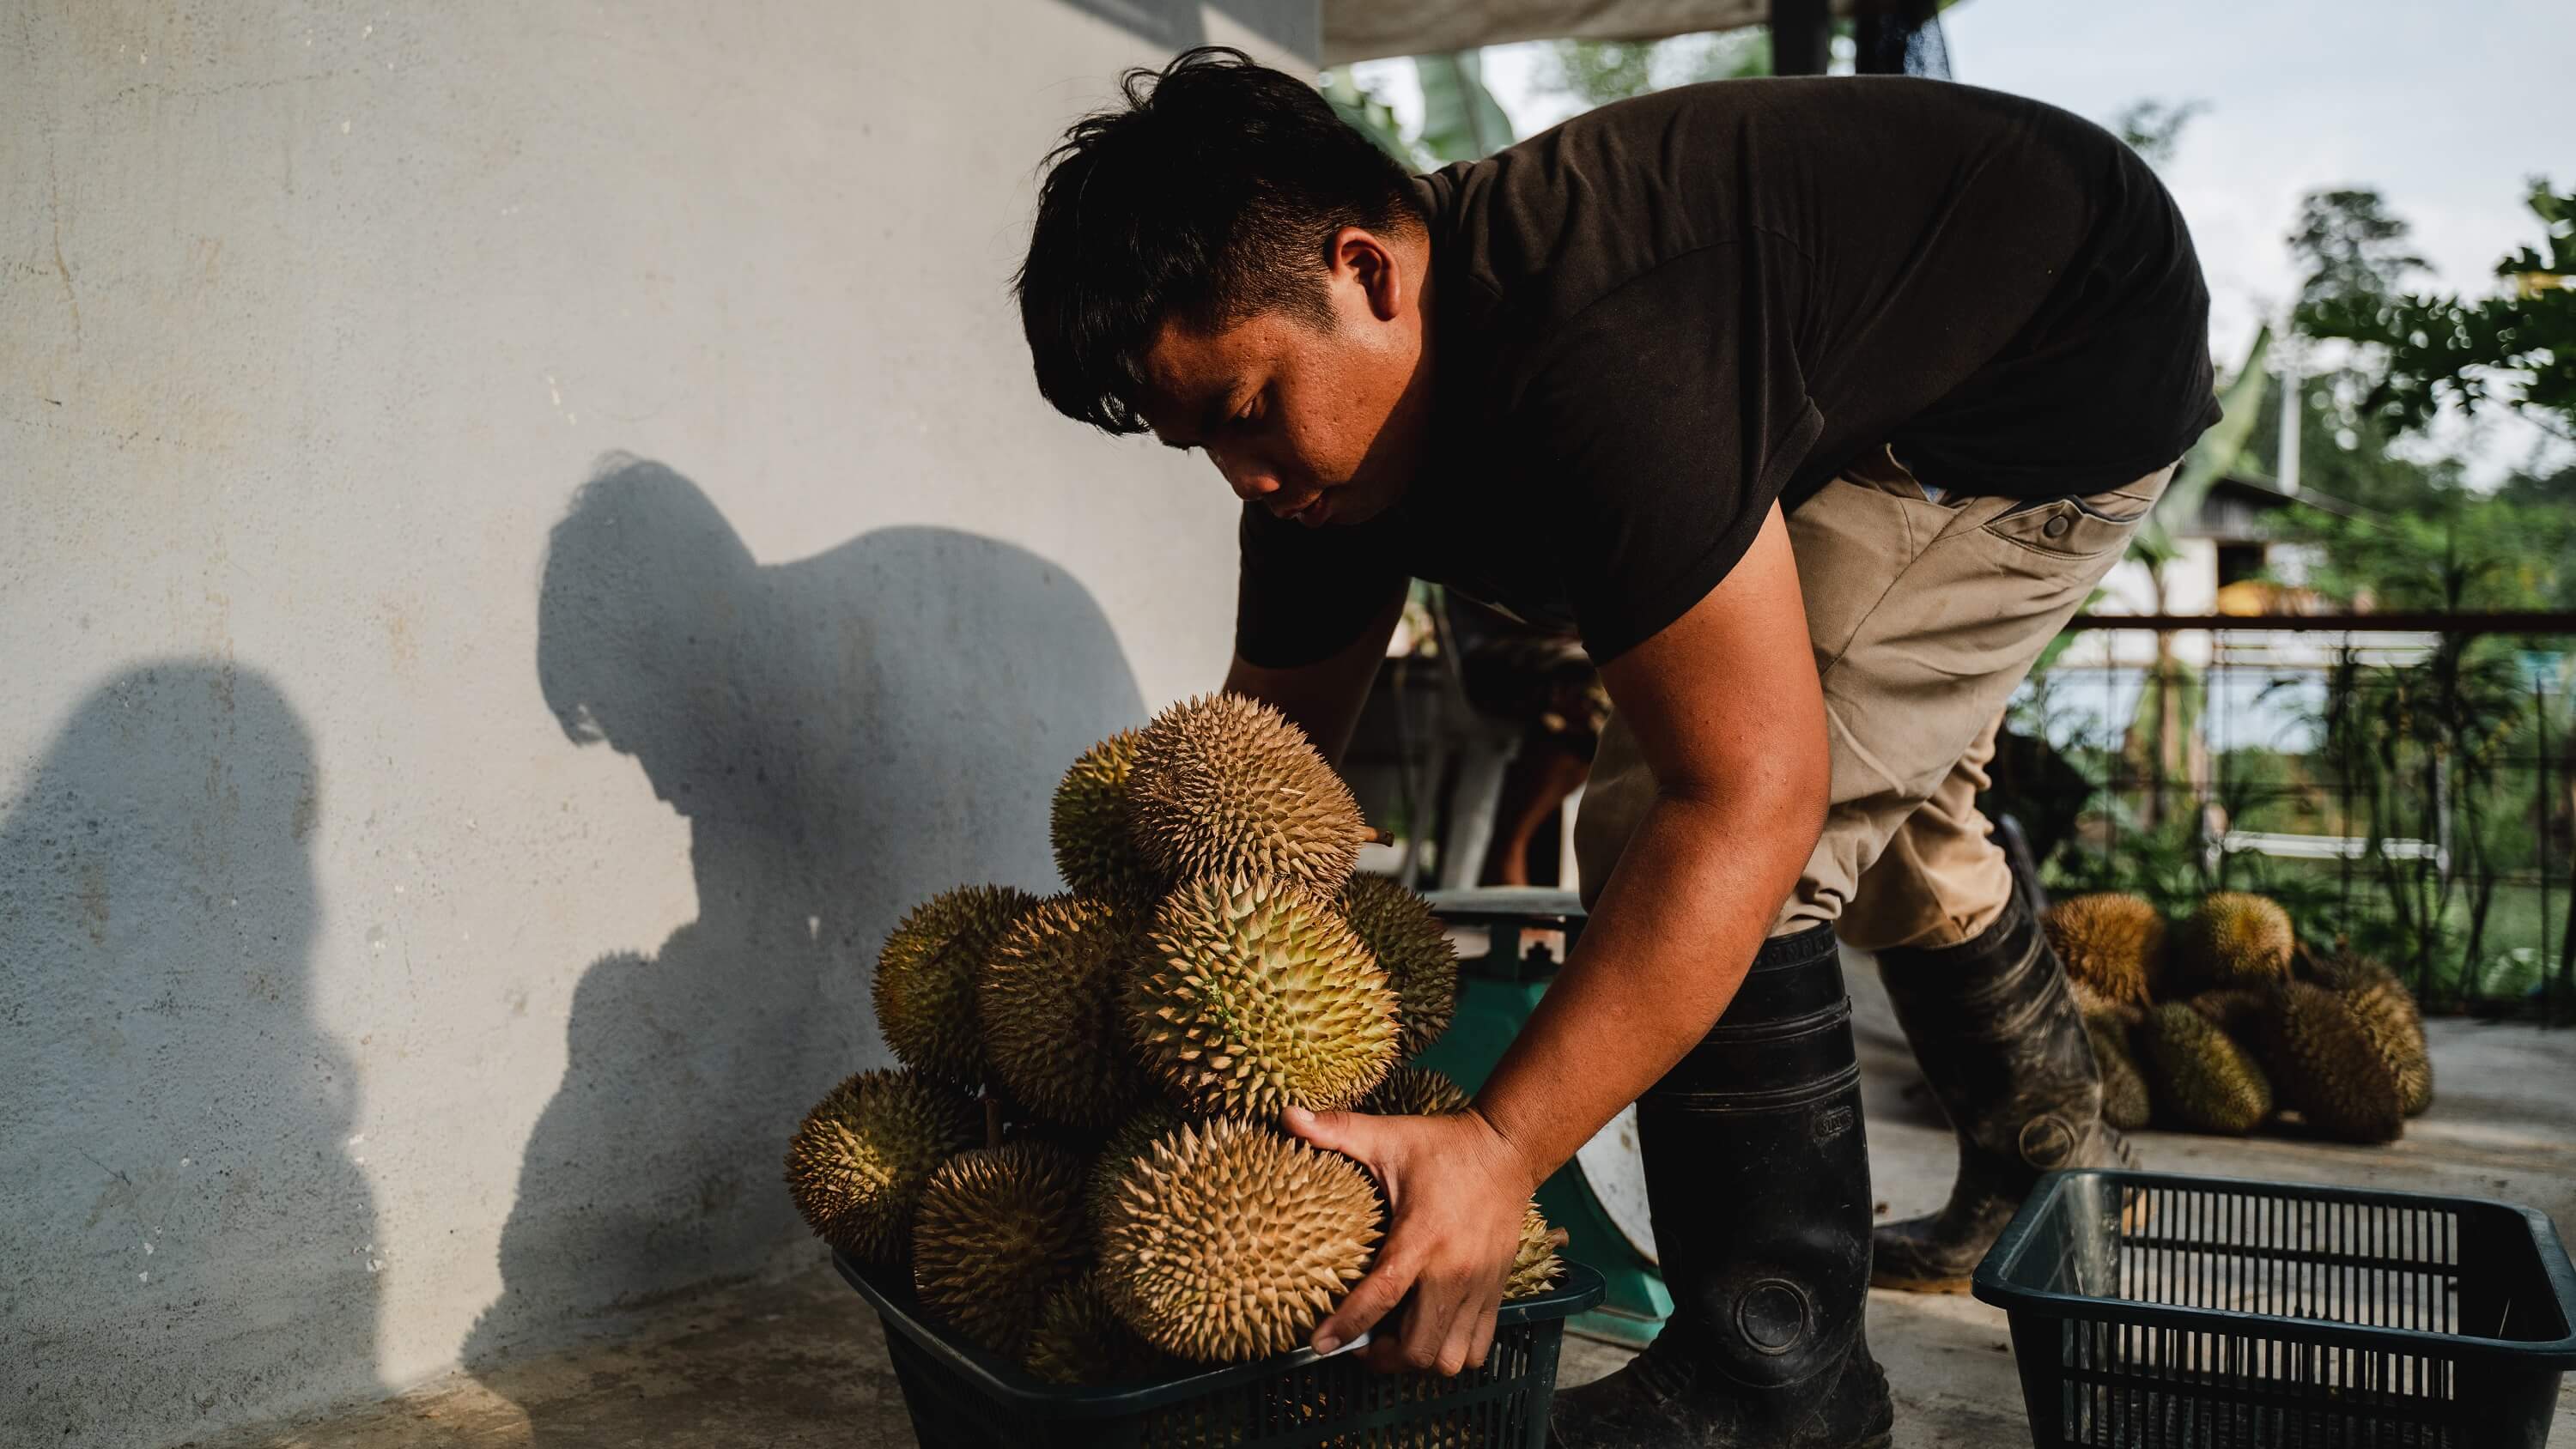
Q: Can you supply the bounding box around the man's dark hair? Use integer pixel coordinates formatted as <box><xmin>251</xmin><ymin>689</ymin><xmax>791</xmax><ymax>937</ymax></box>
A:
<box><xmin>1016</xmin><ymin>47</ymin><xmax>1423</xmax><ymax>435</ymax></box>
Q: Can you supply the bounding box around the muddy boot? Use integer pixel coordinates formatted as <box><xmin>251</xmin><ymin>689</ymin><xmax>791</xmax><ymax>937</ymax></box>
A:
<box><xmin>1550</xmin><ymin>925</ymin><xmax>1893</xmax><ymax>1449</ymax></box>
<box><xmin>1869</xmin><ymin>893</ymin><xmax>2129</xmax><ymax>1294</ymax></box>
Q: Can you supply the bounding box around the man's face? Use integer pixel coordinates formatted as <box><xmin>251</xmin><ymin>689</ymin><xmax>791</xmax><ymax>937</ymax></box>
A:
<box><xmin>1138</xmin><ymin>227</ymin><xmax>1432</xmax><ymax>529</ymax></box>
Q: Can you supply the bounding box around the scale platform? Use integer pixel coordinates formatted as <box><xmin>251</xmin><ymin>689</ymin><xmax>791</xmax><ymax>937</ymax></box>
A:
<box><xmin>1414</xmin><ymin>888</ymin><xmax>1671</xmax><ymax>1349</ymax></box>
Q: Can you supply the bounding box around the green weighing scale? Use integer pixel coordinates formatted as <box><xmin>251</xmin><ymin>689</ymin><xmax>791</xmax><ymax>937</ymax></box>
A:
<box><xmin>1413</xmin><ymin>888</ymin><xmax>1670</xmax><ymax>1349</ymax></box>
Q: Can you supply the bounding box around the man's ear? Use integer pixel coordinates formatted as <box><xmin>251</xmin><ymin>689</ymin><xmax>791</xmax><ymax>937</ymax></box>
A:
<box><xmin>1331</xmin><ymin>226</ymin><xmax>1406</xmax><ymax>323</ymax></box>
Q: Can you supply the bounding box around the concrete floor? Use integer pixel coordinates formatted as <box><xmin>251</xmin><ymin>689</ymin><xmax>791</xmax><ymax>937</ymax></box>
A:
<box><xmin>211</xmin><ymin>955</ymin><xmax>2576</xmax><ymax>1448</ymax></box>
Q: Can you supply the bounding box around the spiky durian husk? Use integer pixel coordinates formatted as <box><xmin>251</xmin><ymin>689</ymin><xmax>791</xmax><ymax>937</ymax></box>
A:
<box><xmin>1128</xmin><ymin>694</ymin><xmax>1367</xmax><ymax>895</ymax></box>
<box><xmin>1025</xmin><ymin>1273</ymin><xmax>1175</xmax><ymax>1385</ymax></box>
<box><xmin>2044</xmin><ymin>893</ymin><xmax>2166</xmax><ymax>1006</ymax></box>
<box><xmin>2087</xmin><ymin>1019</ymin><xmax>2153</xmax><ymax>1131</ymax></box>
<box><xmin>2320</xmin><ymin>959</ymin><xmax>2433</xmax><ymax>1116</ymax></box>
<box><xmin>982</xmin><ymin>894</ymin><xmax>1148</xmax><ymax>1131</ymax></box>
<box><xmin>1361</xmin><ymin>1064</ymin><xmax>1472</xmax><ymax>1119</ymax></box>
<box><xmin>2071</xmin><ymin>979</ymin><xmax>2147</xmax><ymax>1029</ymax></box>
<box><xmin>1338</xmin><ymin>874</ymin><xmax>1460</xmax><ymax>1058</ymax></box>
<box><xmin>783</xmin><ymin>1069</ymin><xmax>980</xmax><ymax>1263</ymax></box>
<box><xmin>1505</xmin><ymin>1201</ymin><xmax>1564</xmax><ymax>1300</ymax></box>
<box><xmin>875</xmin><ymin>884</ymin><xmax>1040</xmax><ymax>1088</ymax></box>
<box><xmin>1087</xmin><ymin>1101</ymin><xmax>1188</xmax><ymax>1232</ymax></box>
<box><xmin>1098</xmin><ymin>1117</ymin><xmax>1383</xmax><ymax>1364</ymax></box>
<box><xmin>2265</xmin><ymin>982</ymin><xmax>2405</xmax><ymax>1143</ymax></box>
<box><xmin>2138</xmin><ymin>1003</ymin><xmax>2273</xmax><ymax>1135</ymax></box>
<box><xmin>1130</xmin><ymin>874</ymin><xmax>1399</xmax><ymax>1119</ymax></box>
<box><xmin>2175</xmin><ymin>892</ymin><xmax>2296</xmax><ymax>991</ymax></box>
<box><xmin>2185</xmin><ymin>987</ymin><xmax>2274</xmax><ymax>1040</ymax></box>
<box><xmin>1052</xmin><ymin>730</ymin><xmax>1163</xmax><ymax>907</ymax></box>
<box><xmin>913</xmin><ymin>1141</ymin><xmax>1092</xmax><ymax>1357</ymax></box>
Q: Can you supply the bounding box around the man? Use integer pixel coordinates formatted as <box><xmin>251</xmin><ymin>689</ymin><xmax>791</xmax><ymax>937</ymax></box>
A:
<box><xmin>1017</xmin><ymin>49</ymin><xmax>2216</xmax><ymax>1449</ymax></box>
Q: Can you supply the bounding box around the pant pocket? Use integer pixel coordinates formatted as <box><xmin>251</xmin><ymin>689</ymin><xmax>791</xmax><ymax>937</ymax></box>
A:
<box><xmin>1979</xmin><ymin>467</ymin><xmax>2172</xmax><ymax>561</ymax></box>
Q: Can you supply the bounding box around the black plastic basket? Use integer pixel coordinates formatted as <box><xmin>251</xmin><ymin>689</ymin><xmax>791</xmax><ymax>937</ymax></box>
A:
<box><xmin>836</xmin><ymin>1251</ymin><xmax>1605</xmax><ymax>1447</ymax></box>
<box><xmin>1973</xmin><ymin>1169</ymin><xmax>2576</xmax><ymax>1448</ymax></box>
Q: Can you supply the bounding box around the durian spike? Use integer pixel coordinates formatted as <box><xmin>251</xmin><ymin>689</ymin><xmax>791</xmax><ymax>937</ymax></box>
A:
<box><xmin>1128</xmin><ymin>873</ymin><xmax>1399</xmax><ymax>1119</ymax></box>
<box><xmin>1127</xmin><ymin>692</ymin><xmax>1370</xmax><ymax>894</ymax></box>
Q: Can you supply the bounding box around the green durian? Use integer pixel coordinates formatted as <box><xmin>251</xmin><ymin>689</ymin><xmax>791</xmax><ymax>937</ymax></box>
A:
<box><xmin>2175</xmin><ymin>892</ymin><xmax>2295</xmax><ymax>991</ymax></box>
<box><xmin>1361</xmin><ymin>1064</ymin><xmax>1472</xmax><ymax>1119</ymax></box>
<box><xmin>1338</xmin><ymin>874</ymin><xmax>1461</xmax><ymax>1058</ymax></box>
<box><xmin>2321</xmin><ymin>959</ymin><xmax>2433</xmax><ymax>1117</ymax></box>
<box><xmin>1024</xmin><ymin>1272</ymin><xmax>1175</xmax><ymax>1385</ymax></box>
<box><xmin>2087</xmin><ymin>1018</ymin><xmax>2153</xmax><ymax>1131</ymax></box>
<box><xmin>2045</xmin><ymin>892</ymin><xmax>2166</xmax><ymax>1006</ymax></box>
<box><xmin>1128</xmin><ymin>874</ymin><xmax>1398</xmax><ymax>1120</ymax></box>
<box><xmin>2184</xmin><ymin>986</ymin><xmax>2274</xmax><ymax>1040</ymax></box>
<box><xmin>2138</xmin><ymin>1003</ymin><xmax>2273</xmax><ymax>1135</ymax></box>
<box><xmin>782</xmin><ymin>1068</ymin><xmax>980</xmax><ymax>1263</ymax></box>
<box><xmin>875</xmin><ymin>884</ymin><xmax>1040</xmax><ymax>1087</ymax></box>
<box><xmin>912</xmin><ymin>1140</ymin><xmax>1091</xmax><ymax>1357</ymax></box>
<box><xmin>1505</xmin><ymin>1201</ymin><xmax>1565</xmax><ymax>1301</ymax></box>
<box><xmin>981</xmin><ymin>894</ymin><xmax>1147</xmax><ymax>1131</ymax></box>
<box><xmin>1128</xmin><ymin>693</ymin><xmax>1369</xmax><ymax>895</ymax></box>
<box><xmin>1052</xmin><ymin>730</ymin><xmax>1163</xmax><ymax>906</ymax></box>
<box><xmin>2266</xmin><ymin>981</ymin><xmax>2405</xmax><ymax>1143</ymax></box>
<box><xmin>1097</xmin><ymin>1117</ymin><xmax>1382</xmax><ymax>1364</ymax></box>
<box><xmin>1086</xmin><ymin>1102</ymin><xmax>1188</xmax><ymax>1232</ymax></box>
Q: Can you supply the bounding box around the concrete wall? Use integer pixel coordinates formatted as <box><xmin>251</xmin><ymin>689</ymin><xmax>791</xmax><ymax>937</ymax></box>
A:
<box><xmin>0</xmin><ymin>3</ymin><xmax>1315</xmax><ymax>1442</ymax></box>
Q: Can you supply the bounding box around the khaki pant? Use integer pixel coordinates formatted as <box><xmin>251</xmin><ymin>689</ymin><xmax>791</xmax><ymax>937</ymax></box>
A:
<box><xmin>1573</xmin><ymin>449</ymin><xmax>2172</xmax><ymax>952</ymax></box>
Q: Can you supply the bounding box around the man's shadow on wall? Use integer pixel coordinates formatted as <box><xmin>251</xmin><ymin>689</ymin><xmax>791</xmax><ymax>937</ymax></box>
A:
<box><xmin>0</xmin><ymin>664</ymin><xmax>380</xmax><ymax>1444</ymax></box>
<box><xmin>463</xmin><ymin>457</ymin><xmax>1145</xmax><ymax>1403</ymax></box>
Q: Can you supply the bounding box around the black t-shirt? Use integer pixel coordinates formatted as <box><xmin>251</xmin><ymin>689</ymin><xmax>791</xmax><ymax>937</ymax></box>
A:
<box><xmin>1237</xmin><ymin>77</ymin><xmax>2221</xmax><ymax>668</ymax></box>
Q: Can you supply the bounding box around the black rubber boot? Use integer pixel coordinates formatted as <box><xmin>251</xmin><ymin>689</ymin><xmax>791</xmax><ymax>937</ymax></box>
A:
<box><xmin>1868</xmin><ymin>891</ymin><xmax>2129</xmax><ymax>1294</ymax></box>
<box><xmin>1550</xmin><ymin>925</ymin><xmax>1893</xmax><ymax>1449</ymax></box>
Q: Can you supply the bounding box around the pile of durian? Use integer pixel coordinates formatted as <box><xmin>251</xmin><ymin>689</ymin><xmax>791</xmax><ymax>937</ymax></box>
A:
<box><xmin>2047</xmin><ymin>890</ymin><xmax>2433</xmax><ymax>1144</ymax></box>
<box><xmin>785</xmin><ymin>694</ymin><xmax>1564</xmax><ymax>1385</ymax></box>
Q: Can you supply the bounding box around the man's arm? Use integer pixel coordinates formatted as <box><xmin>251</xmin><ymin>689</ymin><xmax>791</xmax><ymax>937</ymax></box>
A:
<box><xmin>1287</xmin><ymin>502</ymin><xmax>1827</xmax><ymax>1373</ymax></box>
<box><xmin>1219</xmin><ymin>584</ymin><xmax>1407</xmax><ymax>768</ymax></box>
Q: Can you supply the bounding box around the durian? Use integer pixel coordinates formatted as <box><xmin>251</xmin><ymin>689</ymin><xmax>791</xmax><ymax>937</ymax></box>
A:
<box><xmin>1362</xmin><ymin>1064</ymin><xmax>1472</xmax><ymax>1118</ymax></box>
<box><xmin>981</xmin><ymin>894</ymin><xmax>1147</xmax><ymax>1131</ymax></box>
<box><xmin>875</xmin><ymin>884</ymin><xmax>1040</xmax><ymax>1087</ymax></box>
<box><xmin>1097</xmin><ymin>1117</ymin><xmax>1383</xmax><ymax>1363</ymax></box>
<box><xmin>912</xmin><ymin>1140</ymin><xmax>1091</xmax><ymax>1357</ymax></box>
<box><xmin>2267</xmin><ymin>982</ymin><xmax>2405</xmax><ymax>1143</ymax></box>
<box><xmin>2137</xmin><ymin>1003</ymin><xmax>2272</xmax><ymax>1135</ymax></box>
<box><xmin>1339</xmin><ymin>874</ymin><xmax>1461</xmax><ymax>1058</ymax></box>
<box><xmin>1087</xmin><ymin>1101</ymin><xmax>1187</xmax><ymax>1232</ymax></box>
<box><xmin>2087</xmin><ymin>1019</ymin><xmax>2153</xmax><ymax>1131</ymax></box>
<box><xmin>2185</xmin><ymin>987</ymin><xmax>2273</xmax><ymax>1040</ymax></box>
<box><xmin>1129</xmin><ymin>694</ymin><xmax>1369</xmax><ymax>894</ymax></box>
<box><xmin>2175</xmin><ymin>892</ymin><xmax>2295</xmax><ymax>991</ymax></box>
<box><xmin>2044</xmin><ymin>893</ymin><xmax>2166</xmax><ymax>1006</ymax></box>
<box><xmin>2321</xmin><ymin>959</ymin><xmax>2433</xmax><ymax>1117</ymax></box>
<box><xmin>1024</xmin><ymin>1273</ymin><xmax>1173</xmax><ymax>1385</ymax></box>
<box><xmin>1505</xmin><ymin>1201</ymin><xmax>1564</xmax><ymax>1300</ymax></box>
<box><xmin>1130</xmin><ymin>874</ymin><xmax>1399</xmax><ymax>1119</ymax></box>
<box><xmin>2069</xmin><ymin>979</ymin><xmax>2145</xmax><ymax>1029</ymax></box>
<box><xmin>783</xmin><ymin>1068</ymin><xmax>980</xmax><ymax>1262</ymax></box>
<box><xmin>1052</xmin><ymin>730</ymin><xmax>1163</xmax><ymax>906</ymax></box>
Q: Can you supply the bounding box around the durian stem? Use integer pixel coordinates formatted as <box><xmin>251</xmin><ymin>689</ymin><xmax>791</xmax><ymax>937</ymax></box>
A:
<box><xmin>983</xmin><ymin>1097</ymin><xmax>1003</xmax><ymax>1151</ymax></box>
<box><xmin>1546</xmin><ymin>1227</ymin><xmax>1571</xmax><ymax>1250</ymax></box>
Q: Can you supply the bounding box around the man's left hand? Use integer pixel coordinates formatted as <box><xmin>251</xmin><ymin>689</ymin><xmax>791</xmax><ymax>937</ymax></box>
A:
<box><xmin>1282</xmin><ymin>1101</ymin><xmax>1537</xmax><ymax>1374</ymax></box>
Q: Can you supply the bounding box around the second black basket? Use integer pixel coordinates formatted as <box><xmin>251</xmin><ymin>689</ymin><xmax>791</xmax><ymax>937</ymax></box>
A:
<box><xmin>1973</xmin><ymin>1168</ymin><xmax>2576</xmax><ymax>1448</ymax></box>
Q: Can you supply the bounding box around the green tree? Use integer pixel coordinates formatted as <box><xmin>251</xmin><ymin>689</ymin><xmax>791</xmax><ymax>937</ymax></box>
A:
<box><xmin>2300</xmin><ymin>180</ymin><xmax>2576</xmax><ymax>444</ymax></box>
<box><xmin>2110</xmin><ymin>98</ymin><xmax>2205</xmax><ymax>170</ymax></box>
<box><xmin>1538</xmin><ymin>28</ymin><xmax>1771</xmax><ymax>109</ymax></box>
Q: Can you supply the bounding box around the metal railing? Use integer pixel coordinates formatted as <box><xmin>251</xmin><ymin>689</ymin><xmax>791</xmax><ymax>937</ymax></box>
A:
<box><xmin>2010</xmin><ymin>613</ymin><xmax>2574</xmax><ymax>1020</ymax></box>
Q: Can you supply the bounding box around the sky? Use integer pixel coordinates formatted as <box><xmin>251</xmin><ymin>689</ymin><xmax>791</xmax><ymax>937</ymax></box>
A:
<box><xmin>1352</xmin><ymin>0</ymin><xmax>2572</xmax><ymax>482</ymax></box>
